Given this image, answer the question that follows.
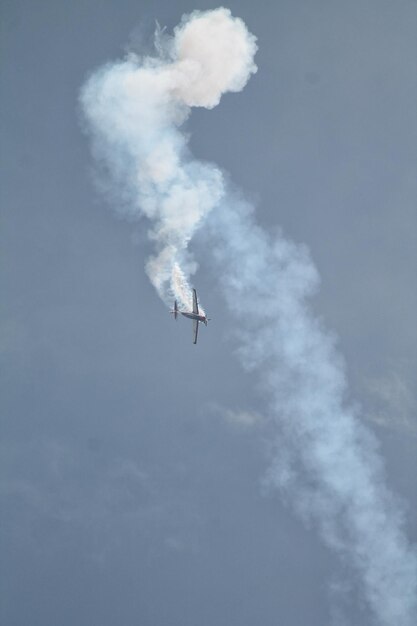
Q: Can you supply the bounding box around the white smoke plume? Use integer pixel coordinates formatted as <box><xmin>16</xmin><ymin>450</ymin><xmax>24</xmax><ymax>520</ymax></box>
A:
<box><xmin>81</xmin><ymin>7</ymin><xmax>257</xmax><ymax>311</ymax></box>
<box><xmin>80</xmin><ymin>7</ymin><xmax>417</xmax><ymax>625</ymax></box>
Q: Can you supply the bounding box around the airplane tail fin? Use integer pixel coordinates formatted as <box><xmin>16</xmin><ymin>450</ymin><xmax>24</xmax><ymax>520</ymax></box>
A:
<box><xmin>170</xmin><ymin>300</ymin><xmax>178</xmax><ymax>320</ymax></box>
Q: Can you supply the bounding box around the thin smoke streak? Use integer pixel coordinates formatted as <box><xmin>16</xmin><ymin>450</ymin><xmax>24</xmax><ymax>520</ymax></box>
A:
<box><xmin>80</xmin><ymin>8</ymin><xmax>417</xmax><ymax>625</ymax></box>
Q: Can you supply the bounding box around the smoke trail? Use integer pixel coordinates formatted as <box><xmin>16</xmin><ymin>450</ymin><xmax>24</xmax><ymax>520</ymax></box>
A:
<box><xmin>208</xmin><ymin>193</ymin><xmax>417</xmax><ymax>625</ymax></box>
<box><xmin>81</xmin><ymin>8</ymin><xmax>256</xmax><ymax>310</ymax></box>
<box><xmin>80</xmin><ymin>8</ymin><xmax>417</xmax><ymax>625</ymax></box>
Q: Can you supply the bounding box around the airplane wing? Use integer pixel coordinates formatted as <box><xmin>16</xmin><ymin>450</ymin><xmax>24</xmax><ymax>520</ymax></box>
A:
<box><xmin>192</xmin><ymin>288</ymin><xmax>199</xmax><ymax>314</ymax></box>
<box><xmin>193</xmin><ymin>319</ymin><xmax>199</xmax><ymax>344</ymax></box>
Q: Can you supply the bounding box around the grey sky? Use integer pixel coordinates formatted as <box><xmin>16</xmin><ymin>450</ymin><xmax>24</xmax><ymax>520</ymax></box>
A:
<box><xmin>1</xmin><ymin>2</ymin><xmax>416</xmax><ymax>625</ymax></box>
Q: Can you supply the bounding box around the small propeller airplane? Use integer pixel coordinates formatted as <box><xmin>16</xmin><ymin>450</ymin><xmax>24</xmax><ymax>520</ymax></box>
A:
<box><xmin>170</xmin><ymin>288</ymin><xmax>211</xmax><ymax>344</ymax></box>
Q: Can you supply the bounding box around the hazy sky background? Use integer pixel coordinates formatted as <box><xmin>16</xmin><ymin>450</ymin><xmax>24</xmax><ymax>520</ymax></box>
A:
<box><xmin>1</xmin><ymin>1</ymin><xmax>416</xmax><ymax>625</ymax></box>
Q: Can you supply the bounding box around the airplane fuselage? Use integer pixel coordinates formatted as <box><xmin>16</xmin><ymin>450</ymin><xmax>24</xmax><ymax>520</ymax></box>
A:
<box><xmin>180</xmin><ymin>311</ymin><xmax>208</xmax><ymax>326</ymax></box>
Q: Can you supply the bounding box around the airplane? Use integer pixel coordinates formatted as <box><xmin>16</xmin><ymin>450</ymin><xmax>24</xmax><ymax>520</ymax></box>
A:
<box><xmin>170</xmin><ymin>288</ymin><xmax>211</xmax><ymax>344</ymax></box>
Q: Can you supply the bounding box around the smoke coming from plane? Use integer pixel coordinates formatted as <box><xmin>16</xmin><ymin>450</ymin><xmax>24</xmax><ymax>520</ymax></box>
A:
<box><xmin>80</xmin><ymin>8</ymin><xmax>417</xmax><ymax>625</ymax></box>
<box><xmin>81</xmin><ymin>8</ymin><xmax>256</xmax><ymax>312</ymax></box>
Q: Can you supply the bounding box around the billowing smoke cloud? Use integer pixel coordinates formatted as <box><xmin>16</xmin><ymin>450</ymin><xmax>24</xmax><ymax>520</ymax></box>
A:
<box><xmin>81</xmin><ymin>7</ymin><xmax>256</xmax><ymax>311</ymax></box>
<box><xmin>80</xmin><ymin>8</ymin><xmax>417</xmax><ymax>625</ymax></box>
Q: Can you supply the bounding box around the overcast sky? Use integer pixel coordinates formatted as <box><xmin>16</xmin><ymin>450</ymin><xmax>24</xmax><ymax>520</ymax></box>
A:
<box><xmin>1</xmin><ymin>2</ymin><xmax>416</xmax><ymax>625</ymax></box>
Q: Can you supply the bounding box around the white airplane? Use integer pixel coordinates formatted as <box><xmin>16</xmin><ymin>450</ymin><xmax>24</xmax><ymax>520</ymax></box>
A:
<box><xmin>170</xmin><ymin>288</ymin><xmax>211</xmax><ymax>344</ymax></box>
